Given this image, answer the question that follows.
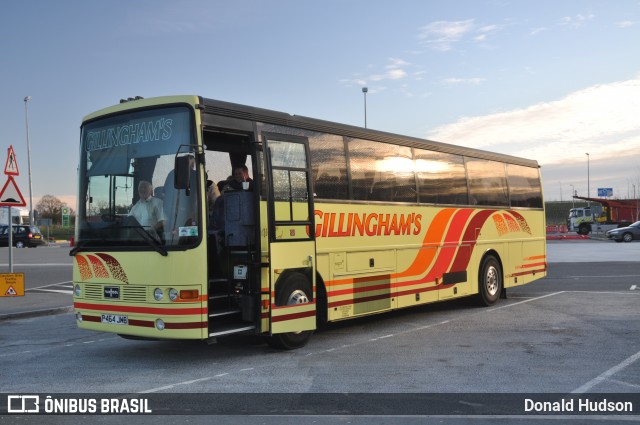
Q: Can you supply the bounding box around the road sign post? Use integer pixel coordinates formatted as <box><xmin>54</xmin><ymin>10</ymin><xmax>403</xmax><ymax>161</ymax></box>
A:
<box><xmin>1</xmin><ymin>145</ymin><xmax>27</xmax><ymax>273</ymax></box>
<box><xmin>62</xmin><ymin>207</ymin><xmax>70</xmax><ymax>228</ymax></box>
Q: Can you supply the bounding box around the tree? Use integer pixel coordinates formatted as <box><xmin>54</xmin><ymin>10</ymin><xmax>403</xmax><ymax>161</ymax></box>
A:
<box><xmin>35</xmin><ymin>194</ymin><xmax>72</xmax><ymax>225</ymax></box>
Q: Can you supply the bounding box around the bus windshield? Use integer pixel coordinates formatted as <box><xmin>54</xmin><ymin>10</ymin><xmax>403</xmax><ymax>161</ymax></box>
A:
<box><xmin>76</xmin><ymin>105</ymin><xmax>200</xmax><ymax>251</ymax></box>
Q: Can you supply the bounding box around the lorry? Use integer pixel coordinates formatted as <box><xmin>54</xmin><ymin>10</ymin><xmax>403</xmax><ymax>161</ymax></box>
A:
<box><xmin>567</xmin><ymin>196</ymin><xmax>640</xmax><ymax>235</ymax></box>
<box><xmin>0</xmin><ymin>206</ymin><xmax>30</xmax><ymax>226</ymax></box>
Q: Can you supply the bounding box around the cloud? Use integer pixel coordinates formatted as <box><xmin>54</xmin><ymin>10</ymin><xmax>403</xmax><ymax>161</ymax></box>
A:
<box><xmin>617</xmin><ymin>20</ymin><xmax>636</xmax><ymax>28</ymax></box>
<box><xmin>530</xmin><ymin>27</ymin><xmax>548</xmax><ymax>36</ymax></box>
<box><xmin>559</xmin><ymin>13</ymin><xmax>595</xmax><ymax>28</ymax></box>
<box><xmin>342</xmin><ymin>57</ymin><xmax>411</xmax><ymax>86</ymax></box>
<box><xmin>418</xmin><ymin>19</ymin><xmax>475</xmax><ymax>51</ymax></box>
<box><xmin>418</xmin><ymin>20</ymin><xmax>505</xmax><ymax>50</ymax></box>
<box><xmin>386</xmin><ymin>58</ymin><xmax>410</xmax><ymax>69</ymax></box>
<box><xmin>375</xmin><ymin>69</ymin><xmax>407</xmax><ymax>80</ymax></box>
<box><xmin>441</xmin><ymin>77</ymin><xmax>486</xmax><ymax>85</ymax></box>
<box><xmin>427</xmin><ymin>75</ymin><xmax>640</xmax><ymax>167</ymax></box>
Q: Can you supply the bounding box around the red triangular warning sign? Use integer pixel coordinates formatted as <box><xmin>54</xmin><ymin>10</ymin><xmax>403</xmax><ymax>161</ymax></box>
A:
<box><xmin>4</xmin><ymin>145</ymin><xmax>19</xmax><ymax>176</ymax></box>
<box><xmin>5</xmin><ymin>286</ymin><xmax>17</xmax><ymax>296</ymax></box>
<box><xmin>0</xmin><ymin>176</ymin><xmax>27</xmax><ymax>207</ymax></box>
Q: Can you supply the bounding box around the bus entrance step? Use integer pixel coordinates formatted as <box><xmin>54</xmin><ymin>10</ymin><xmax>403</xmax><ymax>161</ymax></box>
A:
<box><xmin>208</xmin><ymin>278</ymin><xmax>230</xmax><ymax>289</ymax></box>
<box><xmin>208</xmin><ymin>308</ymin><xmax>241</xmax><ymax>318</ymax></box>
<box><xmin>208</xmin><ymin>325</ymin><xmax>255</xmax><ymax>338</ymax></box>
<box><xmin>209</xmin><ymin>278</ymin><xmax>229</xmax><ymax>284</ymax></box>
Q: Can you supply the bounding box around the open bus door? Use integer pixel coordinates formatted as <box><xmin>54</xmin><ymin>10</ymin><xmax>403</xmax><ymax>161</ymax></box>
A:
<box><xmin>264</xmin><ymin>136</ymin><xmax>317</xmax><ymax>349</ymax></box>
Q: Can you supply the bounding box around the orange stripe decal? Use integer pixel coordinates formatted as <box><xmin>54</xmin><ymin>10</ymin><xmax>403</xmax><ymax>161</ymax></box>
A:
<box><xmin>396</xmin><ymin>208</ymin><xmax>456</xmax><ymax>279</ymax></box>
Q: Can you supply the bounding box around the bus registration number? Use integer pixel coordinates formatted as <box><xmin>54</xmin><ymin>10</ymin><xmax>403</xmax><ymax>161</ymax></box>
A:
<box><xmin>101</xmin><ymin>314</ymin><xmax>128</xmax><ymax>325</ymax></box>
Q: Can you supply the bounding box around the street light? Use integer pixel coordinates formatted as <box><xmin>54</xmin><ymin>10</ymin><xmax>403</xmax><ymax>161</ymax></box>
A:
<box><xmin>24</xmin><ymin>96</ymin><xmax>34</xmax><ymax>224</ymax></box>
<box><xmin>570</xmin><ymin>184</ymin><xmax>575</xmax><ymax>208</ymax></box>
<box><xmin>362</xmin><ymin>87</ymin><xmax>368</xmax><ymax>128</ymax></box>
<box><xmin>585</xmin><ymin>152</ymin><xmax>590</xmax><ymax>201</ymax></box>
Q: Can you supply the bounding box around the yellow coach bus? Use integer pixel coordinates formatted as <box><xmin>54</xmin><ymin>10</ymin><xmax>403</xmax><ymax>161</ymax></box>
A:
<box><xmin>72</xmin><ymin>95</ymin><xmax>546</xmax><ymax>349</ymax></box>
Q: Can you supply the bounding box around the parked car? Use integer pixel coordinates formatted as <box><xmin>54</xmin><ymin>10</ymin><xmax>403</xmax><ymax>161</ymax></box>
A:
<box><xmin>0</xmin><ymin>225</ymin><xmax>46</xmax><ymax>248</ymax></box>
<box><xmin>606</xmin><ymin>221</ymin><xmax>640</xmax><ymax>243</ymax></box>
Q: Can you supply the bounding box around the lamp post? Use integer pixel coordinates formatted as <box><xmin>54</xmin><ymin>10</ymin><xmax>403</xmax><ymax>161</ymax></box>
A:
<box><xmin>24</xmin><ymin>96</ymin><xmax>34</xmax><ymax>225</ymax></box>
<box><xmin>634</xmin><ymin>184</ymin><xmax>638</xmax><ymax>221</ymax></box>
<box><xmin>585</xmin><ymin>152</ymin><xmax>590</xmax><ymax>203</ymax></box>
<box><xmin>362</xmin><ymin>87</ymin><xmax>368</xmax><ymax>128</ymax></box>
<box><xmin>570</xmin><ymin>184</ymin><xmax>575</xmax><ymax>208</ymax></box>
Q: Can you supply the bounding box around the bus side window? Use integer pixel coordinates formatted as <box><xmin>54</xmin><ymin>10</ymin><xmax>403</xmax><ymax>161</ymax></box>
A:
<box><xmin>308</xmin><ymin>134</ymin><xmax>348</xmax><ymax>200</ymax></box>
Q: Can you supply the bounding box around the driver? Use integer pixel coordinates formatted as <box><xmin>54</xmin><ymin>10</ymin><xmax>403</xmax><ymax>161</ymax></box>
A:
<box><xmin>129</xmin><ymin>180</ymin><xmax>165</xmax><ymax>235</ymax></box>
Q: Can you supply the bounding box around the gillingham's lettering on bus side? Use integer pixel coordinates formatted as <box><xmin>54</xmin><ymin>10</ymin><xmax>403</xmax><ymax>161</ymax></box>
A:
<box><xmin>85</xmin><ymin>118</ymin><xmax>173</xmax><ymax>151</ymax></box>
<box><xmin>315</xmin><ymin>211</ymin><xmax>422</xmax><ymax>237</ymax></box>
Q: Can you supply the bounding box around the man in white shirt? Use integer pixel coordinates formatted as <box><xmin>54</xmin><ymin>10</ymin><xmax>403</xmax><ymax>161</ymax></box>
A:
<box><xmin>129</xmin><ymin>180</ymin><xmax>165</xmax><ymax>236</ymax></box>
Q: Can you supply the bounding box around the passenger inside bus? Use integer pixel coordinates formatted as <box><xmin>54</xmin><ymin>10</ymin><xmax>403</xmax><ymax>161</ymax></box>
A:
<box><xmin>128</xmin><ymin>180</ymin><xmax>165</xmax><ymax>238</ymax></box>
<box><xmin>207</xmin><ymin>169</ymin><xmax>255</xmax><ymax>278</ymax></box>
<box><xmin>228</xmin><ymin>165</ymin><xmax>254</xmax><ymax>191</ymax></box>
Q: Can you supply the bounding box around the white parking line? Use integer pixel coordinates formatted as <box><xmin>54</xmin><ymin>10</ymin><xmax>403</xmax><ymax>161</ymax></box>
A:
<box><xmin>139</xmin><ymin>372</ymin><xmax>238</xmax><ymax>394</ymax></box>
<box><xmin>487</xmin><ymin>291</ymin><xmax>565</xmax><ymax>312</ymax></box>
<box><xmin>25</xmin><ymin>282</ymin><xmax>72</xmax><ymax>293</ymax></box>
<box><xmin>27</xmin><ymin>281</ymin><xmax>72</xmax><ymax>290</ymax></box>
<box><xmin>32</xmin><ymin>289</ymin><xmax>73</xmax><ymax>295</ymax></box>
<box><xmin>571</xmin><ymin>350</ymin><xmax>640</xmax><ymax>394</ymax></box>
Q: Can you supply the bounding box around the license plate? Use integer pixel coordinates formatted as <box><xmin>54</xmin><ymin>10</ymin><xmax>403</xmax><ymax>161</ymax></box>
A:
<box><xmin>101</xmin><ymin>314</ymin><xmax>128</xmax><ymax>325</ymax></box>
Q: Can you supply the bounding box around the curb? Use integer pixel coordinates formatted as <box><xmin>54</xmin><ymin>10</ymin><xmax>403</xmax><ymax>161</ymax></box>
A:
<box><xmin>0</xmin><ymin>305</ymin><xmax>74</xmax><ymax>322</ymax></box>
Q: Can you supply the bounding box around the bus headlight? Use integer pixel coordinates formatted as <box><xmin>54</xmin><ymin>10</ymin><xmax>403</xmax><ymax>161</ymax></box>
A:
<box><xmin>154</xmin><ymin>288</ymin><xmax>164</xmax><ymax>301</ymax></box>
<box><xmin>169</xmin><ymin>288</ymin><xmax>179</xmax><ymax>301</ymax></box>
<box><xmin>155</xmin><ymin>319</ymin><xmax>165</xmax><ymax>330</ymax></box>
<box><xmin>76</xmin><ymin>312</ymin><xmax>83</xmax><ymax>322</ymax></box>
<box><xmin>74</xmin><ymin>284</ymin><xmax>81</xmax><ymax>297</ymax></box>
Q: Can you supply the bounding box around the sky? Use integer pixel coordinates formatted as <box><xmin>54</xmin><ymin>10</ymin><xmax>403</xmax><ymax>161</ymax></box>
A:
<box><xmin>2</xmin><ymin>0</ymin><xmax>640</xmax><ymax>211</ymax></box>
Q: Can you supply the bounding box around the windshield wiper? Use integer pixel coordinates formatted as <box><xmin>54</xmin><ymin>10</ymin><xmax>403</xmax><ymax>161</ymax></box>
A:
<box><xmin>125</xmin><ymin>225</ymin><xmax>168</xmax><ymax>256</ymax></box>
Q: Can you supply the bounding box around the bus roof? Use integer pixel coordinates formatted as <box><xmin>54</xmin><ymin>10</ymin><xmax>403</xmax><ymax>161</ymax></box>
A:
<box><xmin>82</xmin><ymin>94</ymin><xmax>540</xmax><ymax>169</ymax></box>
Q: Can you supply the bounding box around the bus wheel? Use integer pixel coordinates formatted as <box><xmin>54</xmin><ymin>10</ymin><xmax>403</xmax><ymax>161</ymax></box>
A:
<box><xmin>477</xmin><ymin>255</ymin><xmax>502</xmax><ymax>306</ymax></box>
<box><xmin>268</xmin><ymin>272</ymin><xmax>313</xmax><ymax>350</ymax></box>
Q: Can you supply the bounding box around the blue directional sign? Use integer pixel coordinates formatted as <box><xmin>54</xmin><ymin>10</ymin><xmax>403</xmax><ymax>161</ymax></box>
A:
<box><xmin>597</xmin><ymin>188</ymin><xmax>613</xmax><ymax>197</ymax></box>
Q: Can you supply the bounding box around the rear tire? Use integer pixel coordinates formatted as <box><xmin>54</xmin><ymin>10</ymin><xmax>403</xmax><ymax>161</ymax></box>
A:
<box><xmin>15</xmin><ymin>241</ymin><xmax>25</xmax><ymax>248</ymax></box>
<box><xmin>268</xmin><ymin>272</ymin><xmax>314</xmax><ymax>350</ymax></box>
<box><xmin>477</xmin><ymin>255</ymin><xmax>502</xmax><ymax>306</ymax></box>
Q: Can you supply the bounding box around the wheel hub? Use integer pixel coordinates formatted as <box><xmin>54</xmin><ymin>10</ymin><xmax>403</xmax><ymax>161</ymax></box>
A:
<box><xmin>287</xmin><ymin>289</ymin><xmax>309</xmax><ymax>305</ymax></box>
<box><xmin>486</xmin><ymin>266</ymin><xmax>498</xmax><ymax>296</ymax></box>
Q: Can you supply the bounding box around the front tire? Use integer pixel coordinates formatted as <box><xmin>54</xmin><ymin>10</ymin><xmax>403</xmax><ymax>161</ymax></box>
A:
<box><xmin>477</xmin><ymin>255</ymin><xmax>502</xmax><ymax>306</ymax></box>
<box><xmin>623</xmin><ymin>233</ymin><xmax>633</xmax><ymax>243</ymax></box>
<box><xmin>268</xmin><ymin>272</ymin><xmax>314</xmax><ymax>350</ymax></box>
